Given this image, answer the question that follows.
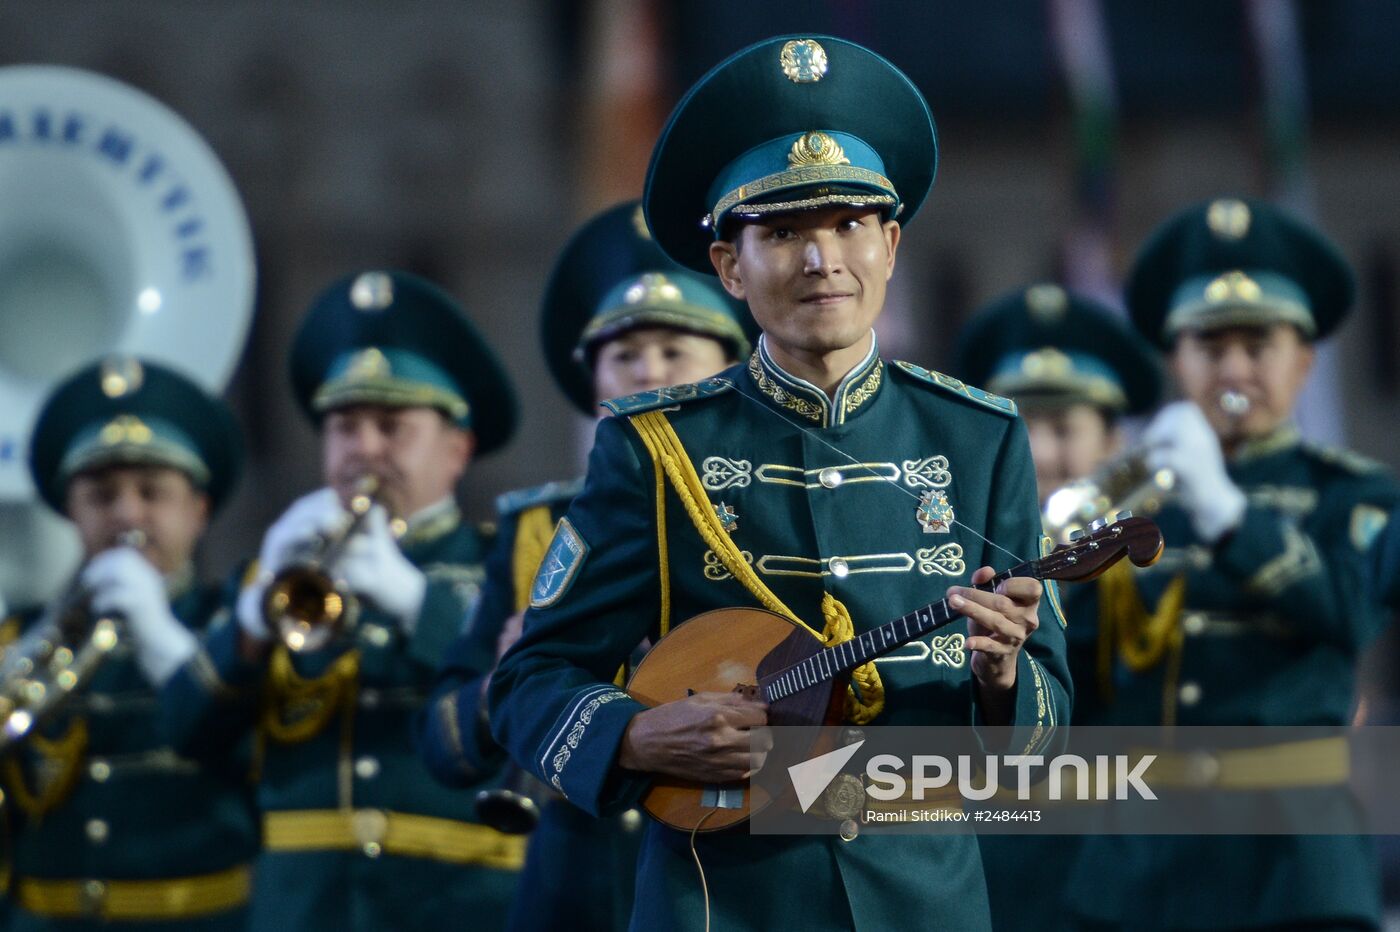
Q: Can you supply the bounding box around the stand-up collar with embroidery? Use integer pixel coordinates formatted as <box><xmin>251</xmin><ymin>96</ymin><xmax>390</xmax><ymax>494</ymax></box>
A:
<box><xmin>1231</xmin><ymin>423</ymin><xmax>1301</xmax><ymax>467</ymax></box>
<box><xmin>747</xmin><ymin>332</ymin><xmax>884</xmax><ymax>429</ymax></box>
<box><xmin>399</xmin><ymin>497</ymin><xmax>462</xmax><ymax>550</ymax></box>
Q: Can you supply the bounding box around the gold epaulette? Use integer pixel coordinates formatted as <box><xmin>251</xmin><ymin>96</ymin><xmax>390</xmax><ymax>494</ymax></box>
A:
<box><xmin>890</xmin><ymin>361</ymin><xmax>1018</xmax><ymax>417</ymax></box>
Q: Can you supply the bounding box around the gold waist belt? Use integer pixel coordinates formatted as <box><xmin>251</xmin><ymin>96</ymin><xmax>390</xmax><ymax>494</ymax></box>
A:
<box><xmin>263</xmin><ymin>808</ymin><xmax>526</xmax><ymax>870</ymax></box>
<box><xmin>1144</xmin><ymin>736</ymin><xmax>1349</xmax><ymax>789</ymax></box>
<box><xmin>992</xmin><ymin>736</ymin><xmax>1350</xmax><ymax>804</ymax></box>
<box><xmin>16</xmin><ymin>864</ymin><xmax>251</xmax><ymax>921</ymax></box>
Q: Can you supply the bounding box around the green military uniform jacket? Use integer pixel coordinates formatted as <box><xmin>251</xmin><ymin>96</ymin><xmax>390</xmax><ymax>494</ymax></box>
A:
<box><xmin>1065</xmin><ymin>428</ymin><xmax>1400</xmax><ymax>930</ymax></box>
<box><xmin>2</xmin><ymin>578</ymin><xmax>258</xmax><ymax>932</ymax></box>
<box><xmin>981</xmin><ymin>575</ymin><xmax>1105</xmax><ymax>932</ymax></box>
<box><xmin>490</xmin><ymin>340</ymin><xmax>1072</xmax><ymax>932</ymax></box>
<box><xmin>1366</xmin><ymin>502</ymin><xmax>1400</xmax><ymax>610</ymax></box>
<box><xmin>163</xmin><ymin>503</ymin><xmax>523</xmax><ymax>932</ymax></box>
<box><xmin>422</xmin><ymin>478</ymin><xmax>644</xmax><ymax>931</ymax></box>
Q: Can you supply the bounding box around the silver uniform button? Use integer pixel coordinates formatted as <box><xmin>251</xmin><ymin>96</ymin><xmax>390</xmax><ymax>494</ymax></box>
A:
<box><xmin>89</xmin><ymin>759</ymin><xmax>112</xmax><ymax>782</ymax></box>
<box><xmin>363</xmin><ymin>624</ymin><xmax>392</xmax><ymax>648</ymax></box>
<box><xmin>359</xmin><ymin>689</ymin><xmax>381</xmax><ymax>710</ymax></box>
<box><xmin>354</xmin><ymin>756</ymin><xmax>381</xmax><ymax>780</ymax></box>
<box><xmin>839</xmin><ymin>818</ymin><xmax>859</xmax><ymax>841</ymax></box>
<box><xmin>828</xmin><ymin>558</ymin><xmax>850</xmax><ymax>578</ymax></box>
<box><xmin>1178</xmin><ymin>682</ymin><xmax>1202</xmax><ymax>706</ymax></box>
<box><xmin>619</xmin><ymin>808</ymin><xmax>643</xmax><ymax>833</ymax></box>
<box><xmin>819</xmin><ymin>467</ymin><xmax>843</xmax><ymax>489</ymax></box>
<box><xmin>1182</xmin><ymin>613</ymin><xmax>1206</xmax><ymax>636</ymax></box>
<box><xmin>85</xmin><ymin>818</ymin><xmax>110</xmax><ymax>844</ymax></box>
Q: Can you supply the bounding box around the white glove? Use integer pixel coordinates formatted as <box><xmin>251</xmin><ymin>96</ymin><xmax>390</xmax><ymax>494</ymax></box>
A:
<box><xmin>82</xmin><ymin>547</ymin><xmax>197</xmax><ymax>688</ymax></box>
<box><xmin>335</xmin><ymin>504</ymin><xmax>426</xmax><ymax>633</ymax></box>
<box><xmin>238</xmin><ymin>488</ymin><xmax>349</xmax><ymax>642</ymax></box>
<box><xmin>1142</xmin><ymin>401</ymin><xmax>1248</xmax><ymax>543</ymax></box>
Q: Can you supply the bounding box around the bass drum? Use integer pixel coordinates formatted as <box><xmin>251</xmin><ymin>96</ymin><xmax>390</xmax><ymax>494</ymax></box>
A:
<box><xmin>0</xmin><ymin>65</ymin><xmax>255</xmax><ymax>606</ymax></box>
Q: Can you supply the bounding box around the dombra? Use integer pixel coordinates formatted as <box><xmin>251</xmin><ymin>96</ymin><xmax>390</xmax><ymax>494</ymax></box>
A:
<box><xmin>626</xmin><ymin>516</ymin><xmax>1164</xmax><ymax>832</ymax></box>
<box><xmin>0</xmin><ymin>64</ymin><xmax>254</xmax><ymax>499</ymax></box>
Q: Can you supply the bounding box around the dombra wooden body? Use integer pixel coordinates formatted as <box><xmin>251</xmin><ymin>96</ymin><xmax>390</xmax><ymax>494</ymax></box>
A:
<box><xmin>625</xmin><ymin>516</ymin><xmax>1165</xmax><ymax>833</ymax></box>
<box><xmin>626</xmin><ymin>607</ymin><xmax>842</xmax><ymax>831</ymax></box>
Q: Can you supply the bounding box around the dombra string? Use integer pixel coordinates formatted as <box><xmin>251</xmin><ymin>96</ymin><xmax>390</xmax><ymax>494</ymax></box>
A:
<box><xmin>716</xmin><ymin>371</ymin><xmax>1029</xmax><ymax>566</ymax></box>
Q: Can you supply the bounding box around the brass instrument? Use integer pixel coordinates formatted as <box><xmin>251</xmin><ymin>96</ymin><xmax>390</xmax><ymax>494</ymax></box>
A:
<box><xmin>1043</xmin><ymin>393</ymin><xmax>1253</xmax><ymax>545</ymax></box>
<box><xmin>263</xmin><ymin>477</ymin><xmax>386</xmax><ymax>653</ymax></box>
<box><xmin>0</xmin><ymin>529</ymin><xmax>145</xmax><ymax>749</ymax></box>
<box><xmin>1042</xmin><ymin>452</ymin><xmax>1175</xmax><ymax>546</ymax></box>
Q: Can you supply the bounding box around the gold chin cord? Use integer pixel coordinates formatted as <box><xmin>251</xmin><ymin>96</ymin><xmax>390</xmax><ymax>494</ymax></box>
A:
<box><xmin>0</xmin><ymin>528</ymin><xmax>146</xmax><ymax>750</ymax></box>
<box><xmin>263</xmin><ymin>476</ymin><xmax>401</xmax><ymax>653</ymax></box>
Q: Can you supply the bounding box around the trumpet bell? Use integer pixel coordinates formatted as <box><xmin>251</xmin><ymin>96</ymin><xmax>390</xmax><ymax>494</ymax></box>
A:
<box><xmin>265</xmin><ymin>570</ymin><xmax>355</xmax><ymax>654</ymax></box>
<box><xmin>0</xmin><ymin>65</ymin><xmax>255</xmax><ymax>500</ymax></box>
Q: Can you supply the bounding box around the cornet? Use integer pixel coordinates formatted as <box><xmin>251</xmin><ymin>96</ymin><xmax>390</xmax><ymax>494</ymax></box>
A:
<box><xmin>263</xmin><ymin>477</ymin><xmax>394</xmax><ymax>653</ymax></box>
<box><xmin>1042</xmin><ymin>393</ymin><xmax>1250</xmax><ymax>544</ymax></box>
<box><xmin>0</xmin><ymin>529</ymin><xmax>145</xmax><ymax>749</ymax></box>
<box><xmin>1042</xmin><ymin>452</ymin><xmax>1174</xmax><ymax>546</ymax></box>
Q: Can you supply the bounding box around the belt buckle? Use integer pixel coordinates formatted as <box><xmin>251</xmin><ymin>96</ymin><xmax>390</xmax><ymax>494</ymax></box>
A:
<box><xmin>352</xmin><ymin>809</ymin><xmax>389</xmax><ymax>858</ymax></box>
<box><xmin>78</xmin><ymin>879</ymin><xmax>107</xmax><ymax>918</ymax></box>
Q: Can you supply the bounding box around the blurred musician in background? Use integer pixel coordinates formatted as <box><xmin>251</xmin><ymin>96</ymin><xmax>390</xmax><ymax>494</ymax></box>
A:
<box><xmin>161</xmin><ymin>271</ymin><xmax>522</xmax><ymax>931</ymax></box>
<box><xmin>2</xmin><ymin>357</ymin><xmax>255</xmax><ymax>930</ymax></box>
<box><xmin>1065</xmin><ymin>198</ymin><xmax>1400</xmax><ymax>931</ymax></box>
<box><xmin>953</xmin><ymin>285</ymin><xmax>1162</xmax><ymax>932</ymax></box>
<box><xmin>419</xmin><ymin>200</ymin><xmax>751</xmax><ymax>931</ymax></box>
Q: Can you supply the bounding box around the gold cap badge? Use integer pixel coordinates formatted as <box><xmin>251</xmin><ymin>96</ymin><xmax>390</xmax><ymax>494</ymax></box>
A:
<box><xmin>1205</xmin><ymin>270</ymin><xmax>1262</xmax><ymax>305</ymax></box>
<box><xmin>350</xmin><ymin>272</ymin><xmax>395</xmax><ymax>311</ymax></box>
<box><xmin>1025</xmin><ymin>284</ymin><xmax>1069</xmax><ymax>322</ymax></box>
<box><xmin>99</xmin><ymin>357</ymin><xmax>144</xmax><ymax>398</ymax></box>
<box><xmin>780</xmin><ymin>39</ymin><xmax>828</xmax><ymax>84</ymax></box>
<box><xmin>788</xmin><ymin>132</ymin><xmax>850</xmax><ymax>168</ymax></box>
<box><xmin>624</xmin><ymin>273</ymin><xmax>683</xmax><ymax>306</ymax></box>
<box><xmin>1020</xmin><ymin>347</ymin><xmax>1073</xmax><ymax>379</ymax></box>
<box><xmin>100</xmin><ymin>415</ymin><xmax>153</xmax><ymax>446</ymax></box>
<box><xmin>346</xmin><ymin>347</ymin><xmax>392</xmax><ymax>381</ymax></box>
<box><xmin>1207</xmin><ymin>199</ymin><xmax>1251</xmax><ymax>241</ymax></box>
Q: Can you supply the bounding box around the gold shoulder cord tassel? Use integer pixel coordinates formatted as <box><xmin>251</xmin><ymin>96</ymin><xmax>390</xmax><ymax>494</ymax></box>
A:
<box><xmin>511</xmin><ymin>506</ymin><xmax>557</xmax><ymax>615</ymax></box>
<box><xmin>631</xmin><ymin>410</ymin><xmax>885</xmax><ymax>722</ymax></box>
<box><xmin>1</xmin><ymin>717</ymin><xmax>90</xmax><ymax>821</ymax></box>
<box><xmin>1096</xmin><ymin>561</ymin><xmax>1187</xmax><ymax>710</ymax></box>
<box><xmin>259</xmin><ymin>647</ymin><xmax>361</xmax><ymax>745</ymax></box>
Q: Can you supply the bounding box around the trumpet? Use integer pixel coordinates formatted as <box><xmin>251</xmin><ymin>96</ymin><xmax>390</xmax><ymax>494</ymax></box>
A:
<box><xmin>263</xmin><ymin>476</ymin><xmax>390</xmax><ymax>653</ymax></box>
<box><xmin>1042</xmin><ymin>451</ymin><xmax>1175</xmax><ymax>546</ymax></box>
<box><xmin>0</xmin><ymin>529</ymin><xmax>144</xmax><ymax>749</ymax></box>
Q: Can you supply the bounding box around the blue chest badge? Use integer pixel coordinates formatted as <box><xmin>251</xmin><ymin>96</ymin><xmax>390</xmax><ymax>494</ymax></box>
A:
<box><xmin>530</xmin><ymin>517</ymin><xmax>590</xmax><ymax>609</ymax></box>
